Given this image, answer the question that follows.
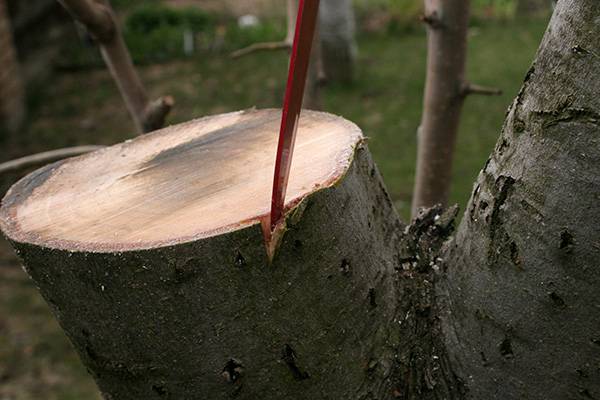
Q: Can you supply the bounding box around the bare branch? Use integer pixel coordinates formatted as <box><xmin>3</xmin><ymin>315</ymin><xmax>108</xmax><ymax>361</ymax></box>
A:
<box><xmin>412</xmin><ymin>0</ymin><xmax>469</xmax><ymax>216</ymax></box>
<box><xmin>231</xmin><ymin>0</ymin><xmax>297</xmax><ymax>59</ymax></box>
<box><xmin>58</xmin><ymin>0</ymin><xmax>173</xmax><ymax>133</ymax></box>
<box><xmin>461</xmin><ymin>83</ymin><xmax>503</xmax><ymax>97</ymax></box>
<box><xmin>143</xmin><ymin>96</ymin><xmax>175</xmax><ymax>133</ymax></box>
<box><xmin>58</xmin><ymin>0</ymin><xmax>114</xmax><ymax>42</ymax></box>
<box><xmin>0</xmin><ymin>146</ymin><xmax>104</xmax><ymax>175</ymax></box>
<box><xmin>230</xmin><ymin>41</ymin><xmax>292</xmax><ymax>59</ymax></box>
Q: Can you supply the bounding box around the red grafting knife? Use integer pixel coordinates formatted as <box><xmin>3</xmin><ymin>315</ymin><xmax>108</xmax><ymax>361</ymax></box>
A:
<box><xmin>270</xmin><ymin>0</ymin><xmax>320</xmax><ymax>230</ymax></box>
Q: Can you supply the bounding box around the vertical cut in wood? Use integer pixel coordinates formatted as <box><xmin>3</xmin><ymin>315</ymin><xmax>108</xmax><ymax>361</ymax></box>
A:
<box><xmin>0</xmin><ymin>109</ymin><xmax>403</xmax><ymax>399</ymax></box>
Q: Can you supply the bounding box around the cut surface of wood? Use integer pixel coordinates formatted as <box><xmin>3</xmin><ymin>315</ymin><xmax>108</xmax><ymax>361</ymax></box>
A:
<box><xmin>1</xmin><ymin>109</ymin><xmax>362</xmax><ymax>252</ymax></box>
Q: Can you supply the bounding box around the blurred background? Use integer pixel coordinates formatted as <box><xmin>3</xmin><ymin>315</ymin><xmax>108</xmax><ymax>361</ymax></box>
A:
<box><xmin>0</xmin><ymin>0</ymin><xmax>551</xmax><ymax>398</ymax></box>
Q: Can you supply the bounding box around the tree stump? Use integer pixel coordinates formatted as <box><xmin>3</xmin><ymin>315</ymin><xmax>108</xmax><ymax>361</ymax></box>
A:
<box><xmin>0</xmin><ymin>109</ymin><xmax>404</xmax><ymax>399</ymax></box>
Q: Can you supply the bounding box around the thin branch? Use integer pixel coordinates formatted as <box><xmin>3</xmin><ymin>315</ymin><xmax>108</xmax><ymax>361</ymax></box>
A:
<box><xmin>58</xmin><ymin>0</ymin><xmax>172</xmax><ymax>133</ymax></box>
<box><xmin>420</xmin><ymin>12</ymin><xmax>443</xmax><ymax>29</ymax></box>
<box><xmin>58</xmin><ymin>0</ymin><xmax>114</xmax><ymax>42</ymax></box>
<box><xmin>231</xmin><ymin>0</ymin><xmax>297</xmax><ymax>59</ymax></box>
<box><xmin>461</xmin><ymin>83</ymin><xmax>503</xmax><ymax>97</ymax></box>
<box><xmin>230</xmin><ymin>41</ymin><xmax>292</xmax><ymax>59</ymax></box>
<box><xmin>143</xmin><ymin>96</ymin><xmax>175</xmax><ymax>133</ymax></box>
<box><xmin>0</xmin><ymin>146</ymin><xmax>104</xmax><ymax>175</ymax></box>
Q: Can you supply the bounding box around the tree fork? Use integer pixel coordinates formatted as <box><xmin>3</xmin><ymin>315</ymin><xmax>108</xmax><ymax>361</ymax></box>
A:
<box><xmin>58</xmin><ymin>0</ymin><xmax>173</xmax><ymax>133</ymax></box>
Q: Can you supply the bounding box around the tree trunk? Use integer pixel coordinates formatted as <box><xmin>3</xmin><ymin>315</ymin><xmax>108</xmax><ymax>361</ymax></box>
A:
<box><xmin>0</xmin><ymin>0</ymin><xmax>25</xmax><ymax>137</ymax></box>
<box><xmin>438</xmin><ymin>1</ymin><xmax>600</xmax><ymax>398</ymax></box>
<box><xmin>0</xmin><ymin>109</ymin><xmax>404</xmax><ymax>399</ymax></box>
<box><xmin>411</xmin><ymin>0</ymin><xmax>471</xmax><ymax>216</ymax></box>
<box><xmin>319</xmin><ymin>0</ymin><xmax>356</xmax><ymax>83</ymax></box>
<box><xmin>58</xmin><ymin>0</ymin><xmax>172</xmax><ymax>134</ymax></box>
<box><xmin>1</xmin><ymin>1</ymin><xmax>599</xmax><ymax>398</ymax></box>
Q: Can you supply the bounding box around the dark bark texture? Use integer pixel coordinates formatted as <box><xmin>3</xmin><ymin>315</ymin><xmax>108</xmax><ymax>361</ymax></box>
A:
<box><xmin>3</xmin><ymin>146</ymin><xmax>408</xmax><ymax>399</ymax></box>
<box><xmin>439</xmin><ymin>1</ymin><xmax>600</xmax><ymax>398</ymax></box>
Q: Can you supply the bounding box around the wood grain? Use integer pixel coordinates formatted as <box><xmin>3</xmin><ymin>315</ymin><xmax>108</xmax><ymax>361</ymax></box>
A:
<box><xmin>1</xmin><ymin>109</ymin><xmax>362</xmax><ymax>251</ymax></box>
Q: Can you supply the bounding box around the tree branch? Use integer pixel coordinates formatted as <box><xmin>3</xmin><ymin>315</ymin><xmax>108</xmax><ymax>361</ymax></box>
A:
<box><xmin>58</xmin><ymin>0</ymin><xmax>173</xmax><ymax>133</ymax></box>
<box><xmin>58</xmin><ymin>0</ymin><xmax>114</xmax><ymax>42</ymax></box>
<box><xmin>461</xmin><ymin>82</ymin><xmax>503</xmax><ymax>97</ymax></box>
<box><xmin>230</xmin><ymin>41</ymin><xmax>292</xmax><ymax>59</ymax></box>
<box><xmin>0</xmin><ymin>146</ymin><xmax>104</xmax><ymax>175</ymax></box>
<box><xmin>143</xmin><ymin>96</ymin><xmax>175</xmax><ymax>133</ymax></box>
<box><xmin>412</xmin><ymin>0</ymin><xmax>470</xmax><ymax>216</ymax></box>
<box><xmin>230</xmin><ymin>0</ymin><xmax>297</xmax><ymax>59</ymax></box>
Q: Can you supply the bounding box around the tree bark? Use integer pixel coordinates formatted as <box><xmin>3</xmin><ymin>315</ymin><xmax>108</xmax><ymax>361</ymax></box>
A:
<box><xmin>411</xmin><ymin>0</ymin><xmax>470</xmax><ymax>216</ymax></box>
<box><xmin>0</xmin><ymin>0</ymin><xmax>26</xmax><ymax>137</ymax></box>
<box><xmin>1</xmin><ymin>1</ymin><xmax>600</xmax><ymax>398</ymax></box>
<box><xmin>58</xmin><ymin>0</ymin><xmax>172</xmax><ymax>133</ymax></box>
<box><xmin>438</xmin><ymin>1</ymin><xmax>600</xmax><ymax>398</ymax></box>
<box><xmin>0</xmin><ymin>109</ymin><xmax>404</xmax><ymax>399</ymax></box>
<box><xmin>319</xmin><ymin>0</ymin><xmax>356</xmax><ymax>83</ymax></box>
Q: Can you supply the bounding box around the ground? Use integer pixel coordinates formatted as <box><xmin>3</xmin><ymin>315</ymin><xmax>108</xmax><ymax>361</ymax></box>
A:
<box><xmin>0</xmin><ymin>17</ymin><xmax>547</xmax><ymax>399</ymax></box>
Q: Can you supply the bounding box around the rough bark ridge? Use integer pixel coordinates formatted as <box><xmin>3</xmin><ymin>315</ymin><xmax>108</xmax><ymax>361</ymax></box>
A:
<box><xmin>390</xmin><ymin>205</ymin><xmax>465</xmax><ymax>400</ymax></box>
<box><xmin>439</xmin><ymin>1</ymin><xmax>600</xmax><ymax>398</ymax></box>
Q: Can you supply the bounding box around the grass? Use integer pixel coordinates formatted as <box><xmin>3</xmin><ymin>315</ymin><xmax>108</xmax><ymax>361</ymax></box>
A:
<box><xmin>0</xmin><ymin>17</ymin><xmax>549</xmax><ymax>399</ymax></box>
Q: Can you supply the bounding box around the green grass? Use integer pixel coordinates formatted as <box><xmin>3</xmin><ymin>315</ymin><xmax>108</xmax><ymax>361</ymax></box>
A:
<box><xmin>0</xmin><ymin>17</ymin><xmax>549</xmax><ymax>399</ymax></box>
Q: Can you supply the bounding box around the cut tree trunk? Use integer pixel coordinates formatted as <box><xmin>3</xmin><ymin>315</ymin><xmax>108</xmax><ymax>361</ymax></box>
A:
<box><xmin>0</xmin><ymin>109</ymin><xmax>405</xmax><ymax>399</ymax></box>
<box><xmin>1</xmin><ymin>1</ymin><xmax>599</xmax><ymax>398</ymax></box>
<box><xmin>0</xmin><ymin>0</ymin><xmax>25</xmax><ymax>137</ymax></box>
<box><xmin>319</xmin><ymin>0</ymin><xmax>356</xmax><ymax>83</ymax></box>
<box><xmin>438</xmin><ymin>0</ymin><xmax>600</xmax><ymax>398</ymax></box>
